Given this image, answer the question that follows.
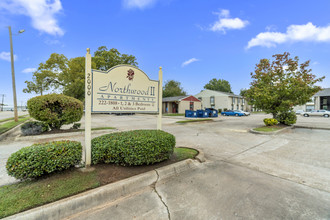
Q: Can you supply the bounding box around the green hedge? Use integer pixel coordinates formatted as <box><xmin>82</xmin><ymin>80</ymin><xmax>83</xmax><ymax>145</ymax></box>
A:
<box><xmin>27</xmin><ymin>94</ymin><xmax>83</xmax><ymax>130</ymax></box>
<box><xmin>263</xmin><ymin>118</ymin><xmax>278</xmax><ymax>126</ymax></box>
<box><xmin>276</xmin><ymin>111</ymin><xmax>297</xmax><ymax>125</ymax></box>
<box><xmin>92</xmin><ymin>130</ymin><xmax>175</xmax><ymax>165</ymax></box>
<box><xmin>6</xmin><ymin>141</ymin><xmax>82</xmax><ymax>180</ymax></box>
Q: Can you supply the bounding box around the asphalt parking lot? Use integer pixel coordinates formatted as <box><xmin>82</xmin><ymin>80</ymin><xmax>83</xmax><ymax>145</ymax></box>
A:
<box><xmin>1</xmin><ymin>112</ymin><xmax>330</xmax><ymax>219</ymax></box>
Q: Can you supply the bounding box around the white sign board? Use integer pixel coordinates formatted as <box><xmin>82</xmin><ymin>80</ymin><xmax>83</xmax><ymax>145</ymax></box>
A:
<box><xmin>84</xmin><ymin>48</ymin><xmax>163</xmax><ymax>167</ymax></box>
<box><xmin>92</xmin><ymin>65</ymin><xmax>159</xmax><ymax>113</ymax></box>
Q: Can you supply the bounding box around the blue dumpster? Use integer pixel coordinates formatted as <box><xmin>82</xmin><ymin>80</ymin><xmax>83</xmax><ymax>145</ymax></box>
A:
<box><xmin>205</xmin><ymin>108</ymin><xmax>218</xmax><ymax>117</ymax></box>
<box><xmin>185</xmin><ymin>110</ymin><xmax>197</xmax><ymax>118</ymax></box>
<box><xmin>196</xmin><ymin>110</ymin><xmax>208</xmax><ymax>118</ymax></box>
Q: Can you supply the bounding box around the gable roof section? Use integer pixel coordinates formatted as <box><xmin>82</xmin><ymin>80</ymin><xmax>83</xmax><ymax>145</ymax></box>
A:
<box><xmin>314</xmin><ymin>88</ymin><xmax>330</xmax><ymax>97</ymax></box>
<box><xmin>182</xmin><ymin>96</ymin><xmax>201</xmax><ymax>102</ymax></box>
<box><xmin>195</xmin><ymin>89</ymin><xmax>242</xmax><ymax>98</ymax></box>
<box><xmin>162</xmin><ymin>95</ymin><xmax>200</xmax><ymax>102</ymax></box>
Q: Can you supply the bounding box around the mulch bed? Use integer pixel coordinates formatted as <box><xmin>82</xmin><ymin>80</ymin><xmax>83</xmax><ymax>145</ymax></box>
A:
<box><xmin>37</xmin><ymin>153</ymin><xmax>187</xmax><ymax>187</ymax></box>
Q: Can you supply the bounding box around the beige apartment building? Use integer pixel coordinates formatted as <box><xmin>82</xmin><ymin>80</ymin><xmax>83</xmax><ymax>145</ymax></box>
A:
<box><xmin>195</xmin><ymin>89</ymin><xmax>250</xmax><ymax>111</ymax></box>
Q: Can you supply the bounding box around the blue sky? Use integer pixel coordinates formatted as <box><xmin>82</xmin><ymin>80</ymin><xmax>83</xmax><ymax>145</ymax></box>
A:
<box><xmin>1</xmin><ymin>0</ymin><xmax>330</xmax><ymax>106</ymax></box>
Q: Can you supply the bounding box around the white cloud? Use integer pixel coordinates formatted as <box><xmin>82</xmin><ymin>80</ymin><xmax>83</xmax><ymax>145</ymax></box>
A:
<box><xmin>0</xmin><ymin>51</ymin><xmax>17</xmax><ymax>62</ymax></box>
<box><xmin>0</xmin><ymin>0</ymin><xmax>64</xmax><ymax>36</ymax></box>
<box><xmin>247</xmin><ymin>22</ymin><xmax>330</xmax><ymax>49</ymax></box>
<box><xmin>182</xmin><ymin>58</ymin><xmax>199</xmax><ymax>67</ymax></box>
<box><xmin>122</xmin><ymin>0</ymin><xmax>157</xmax><ymax>9</ymax></box>
<box><xmin>22</xmin><ymin>67</ymin><xmax>37</xmax><ymax>73</ymax></box>
<box><xmin>210</xmin><ymin>9</ymin><xmax>249</xmax><ymax>33</ymax></box>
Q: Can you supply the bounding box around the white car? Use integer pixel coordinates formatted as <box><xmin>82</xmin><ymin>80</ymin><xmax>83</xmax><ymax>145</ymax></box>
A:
<box><xmin>234</xmin><ymin>110</ymin><xmax>250</xmax><ymax>116</ymax></box>
<box><xmin>303</xmin><ymin>110</ymin><xmax>330</xmax><ymax>118</ymax></box>
<box><xmin>295</xmin><ymin>110</ymin><xmax>304</xmax><ymax>115</ymax></box>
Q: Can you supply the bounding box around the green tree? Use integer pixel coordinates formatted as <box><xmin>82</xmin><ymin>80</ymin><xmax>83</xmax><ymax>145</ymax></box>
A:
<box><xmin>163</xmin><ymin>80</ymin><xmax>187</xmax><ymax>98</ymax></box>
<box><xmin>23</xmin><ymin>46</ymin><xmax>138</xmax><ymax>101</ymax></box>
<box><xmin>23</xmin><ymin>53</ymin><xmax>68</xmax><ymax>95</ymax></box>
<box><xmin>62</xmin><ymin>57</ymin><xmax>86</xmax><ymax>101</ymax></box>
<box><xmin>93</xmin><ymin>46</ymin><xmax>138</xmax><ymax>71</ymax></box>
<box><xmin>204</xmin><ymin>78</ymin><xmax>232</xmax><ymax>93</ymax></box>
<box><xmin>239</xmin><ymin>88</ymin><xmax>248</xmax><ymax>97</ymax></box>
<box><xmin>245</xmin><ymin>52</ymin><xmax>324</xmax><ymax>119</ymax></box>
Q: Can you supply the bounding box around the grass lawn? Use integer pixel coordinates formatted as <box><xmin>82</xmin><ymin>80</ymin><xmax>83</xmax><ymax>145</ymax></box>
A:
<box><xmin>174</xmin><ymin>148</ymin><xmax>198</xmax><ymax>160</ymax></box>
<box><xmin>0</xmin><ymin>115</ymin><xmax>29</xmax><ymax>123</ymax></box>
<box><xmin>0</xmin><ymin>147</ymin><xmax>198</xmax><ymax>218</ymax></box>
<box><xmin>176</xmin><ymin>118</ymin><xmax>213</xmax><ymax>123</ymax></box>
<box><xmin>163</xmin><ymin>113</ymin><xmax>185</xmax><ymax>116</ymax></box>
<box><xmin>0</xmin><ymin>171</ymin><xmax>99</xmax><ymax>218</ymax></box>
<box><xmin>0</xmin><ymin>117</ymin><xmax>31</xmax><ymax>134</ymax></box>
<box><xmin>90</xmin><ymin>127</ymin><xmax>115</xmax><ymax>131</ymax></box>
<box><xmin>254</xmin><ymin>126</ymin><xmax>286</xmax><ymax>132</ymax></box>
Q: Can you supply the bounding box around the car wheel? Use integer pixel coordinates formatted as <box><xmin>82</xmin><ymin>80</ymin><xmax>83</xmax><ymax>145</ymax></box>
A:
<box><xmin>235</xmin><ymin>113</ymin><xmax>239</xmax><ymax>117</ymax></box>
<box><xmin>324</xmin><ymin>114</ymin><xmax>329</xmax><ymax>118</ymax></box>
<box><xmin>303</xmin><ymin>114</ymin><xmax>309</xmax><ymax>117</ymax></box>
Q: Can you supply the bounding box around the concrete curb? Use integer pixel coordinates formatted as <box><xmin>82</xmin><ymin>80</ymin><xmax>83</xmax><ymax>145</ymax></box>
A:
<box><xmin>15</xmin><ymin>129</ymin><xmax>118</xmax><ymax>142</ymax></box>
<box><xmin>0</xmin><ymin>121</ymin><xmax>28</xmax><ymax>141</ymax></box>
<box><xmin>293</xmin><ymin>125</ymin><xmax>330</xmax><ymax>131</ymax></box>
<box><xmin>4</xmin><ymin>158</ymin><xmax>203</xmax><ymax>220</ymax></box>
<box><xmin>249</xmin><ymin>125</ymin><xmax>293</xmax><ymax>135</ymax></box>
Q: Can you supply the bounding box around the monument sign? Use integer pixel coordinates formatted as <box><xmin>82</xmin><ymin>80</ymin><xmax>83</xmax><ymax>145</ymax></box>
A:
<box><xmin>84</xmin><ymin>48</ymin><xmax>162</xmax><ymax>167</ymax></box>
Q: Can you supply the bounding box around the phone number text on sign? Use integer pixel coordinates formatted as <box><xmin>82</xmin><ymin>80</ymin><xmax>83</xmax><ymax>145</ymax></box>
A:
<box><xmin>97</xmin><ymin>93</ymin><xmax>156</xmax><ymax>111</ymax></box>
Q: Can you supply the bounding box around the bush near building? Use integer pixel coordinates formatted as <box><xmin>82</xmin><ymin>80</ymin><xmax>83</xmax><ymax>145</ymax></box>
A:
<box><xmin>92</xmin><ymin>130</ymin><xmax>175</xmax><ymax>165</ymax></box>
<box><xmin>21</xmin><ymin>121</ymin><xmax>49</xmax><ymax>136</ymax></box>
<box><xmin>263</xmin><ymin>118</ymin><xmax>278</xmax><ymax>126</ymax></box>
<box><xmin>6</xmin><ymin>141</ymin><xmax>82</xmax><ymax>180</ymax></box>
<box><xmin>276</xmin><ymin>111</ymin><xmax>297</xmax><ymax>125</ymax></box>
<box><xmin>27</xmin><ymin>94</ymin><xmax>83</xmax><ymax>130</ymax></box>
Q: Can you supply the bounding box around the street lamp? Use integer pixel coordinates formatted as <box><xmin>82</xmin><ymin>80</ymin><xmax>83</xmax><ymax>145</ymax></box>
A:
<box><xmin>8</xmin><ymin>26</ymin><xmax>25</xmax><ymax>122</ymax></box>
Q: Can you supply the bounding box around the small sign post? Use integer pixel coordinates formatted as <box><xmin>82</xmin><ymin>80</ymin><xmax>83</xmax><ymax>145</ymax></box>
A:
<box><xmin>157</xmin><ymin>67</ymin><xmax>163</xmax><ymax>130</ymax></box>
<box><xmin>84</xmin><ymin>48</ymin><xmax>162</xmax><ymax>168</ymax></box>
<box><xmin>84</xmin><ymin>48</ymin><xmax>92</xmax><ymax>167</ymax></box>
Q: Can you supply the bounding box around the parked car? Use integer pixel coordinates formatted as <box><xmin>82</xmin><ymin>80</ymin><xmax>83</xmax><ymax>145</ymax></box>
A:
<box><xmin>221</xmin><ymin>110</ymin><xmax>245</xmax><ymax>117</ymax></box>
<box><xmin>234</xmin><ymin>110</ymin><xmax>250</xmax><ymax>116</ymax></box>
<box><xmin>302</xmin><ymin>110</ymin><xmax>330</xmax><ymax>118</ymax></box>
<box><xmin>295</xmin><ymin>110</ymin><xmax>304</xmax><ymax>115</ymax></box>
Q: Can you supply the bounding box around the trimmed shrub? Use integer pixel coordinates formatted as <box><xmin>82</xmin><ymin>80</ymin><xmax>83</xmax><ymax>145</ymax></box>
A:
<box><xmin>27</xmin><ymin>94</ymin><xmax>83</xmax><ymax>130</ymax></box>
<box><xmin>224</xmin><ymin>108</ymin><xmax>228</xmax><ymax>111</ymax></box>
<box><xmin>218</xmin><ymin>109</ymin><xmax>222</xmax><ymax>113</ymax></box>
<box><xmin>92</xmin><ymin>130</ymin><xmax>175</xmax><ymax>165</ymax></box>
<box><xmin>6</xmin><ymin>141</ymin><xmax>82</xmax><ymax>179</ymax></box>
<box><xmin>71</xmin><ymin>123</ymin><xmax>81</xmax><ymax>129</ymax></box>
<box><xmin>263</xmin><ymin>118</ymin><xmax>278</xmax><ymax>126</ymax></box>
<box><xmin>276</xmin><ymin>111</ymin><xmax>297</xmax><ymax>125</ymax></box>
<box><xmin>21</xmin><ymin>121</ymin><xmax>49</xmax><ymax>136</ymax></box>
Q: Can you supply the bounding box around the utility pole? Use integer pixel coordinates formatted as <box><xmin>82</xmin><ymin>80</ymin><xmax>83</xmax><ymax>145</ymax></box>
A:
<box><xmin>0</xmin><ymin>94</ymin><xmax>4</xmax><ymax>111</ymax></box>
<box><xmin>8</xmin><ymin>26</ymin><xmax>18</xmax><ymax>122</ymax></box>
<box><xmin>8</xmin><ymin>26</ymin><xmax>24</xmax><ymax>122</ymax></box>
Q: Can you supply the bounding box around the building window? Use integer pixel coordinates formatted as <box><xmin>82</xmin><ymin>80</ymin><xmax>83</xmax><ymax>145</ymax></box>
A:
<box><xmin>237</xmin><ymin>105</ymin><xmax>239</xmax><ymax>110</ymax></box>
<box><xmin>242</xmin><ymin>99</ymin><xmax>245</xmax><ymax>104</ymax></box>
<box><xmin>232</xmin><ymin>97</ymin><xmax>235</xmax><ymax>103</ymax></box>
<box><xmin>210</xmin><ymin>96</ymin><xmax>215</xmax><ymax>105</ymax></box>
<box><xmin>190</xmin><ymin>102</ymin><xmax>194</xmax><ymax>110</ymax></box>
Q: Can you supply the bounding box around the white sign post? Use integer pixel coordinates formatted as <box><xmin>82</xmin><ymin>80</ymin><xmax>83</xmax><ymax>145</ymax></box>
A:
<box><xmin>84</xmin><ymin>48</ymin><xmax>92</xmax><ymax>167</ymax></box>
<box><xmin>84</xmin><ymin>48</ymin><xmax>162</xmax><ymax>167</ymax></box>
<box><xmin>157</xmin><ymin>67</ymin><xmax>163</xmax><ymax>130</ymax></box>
